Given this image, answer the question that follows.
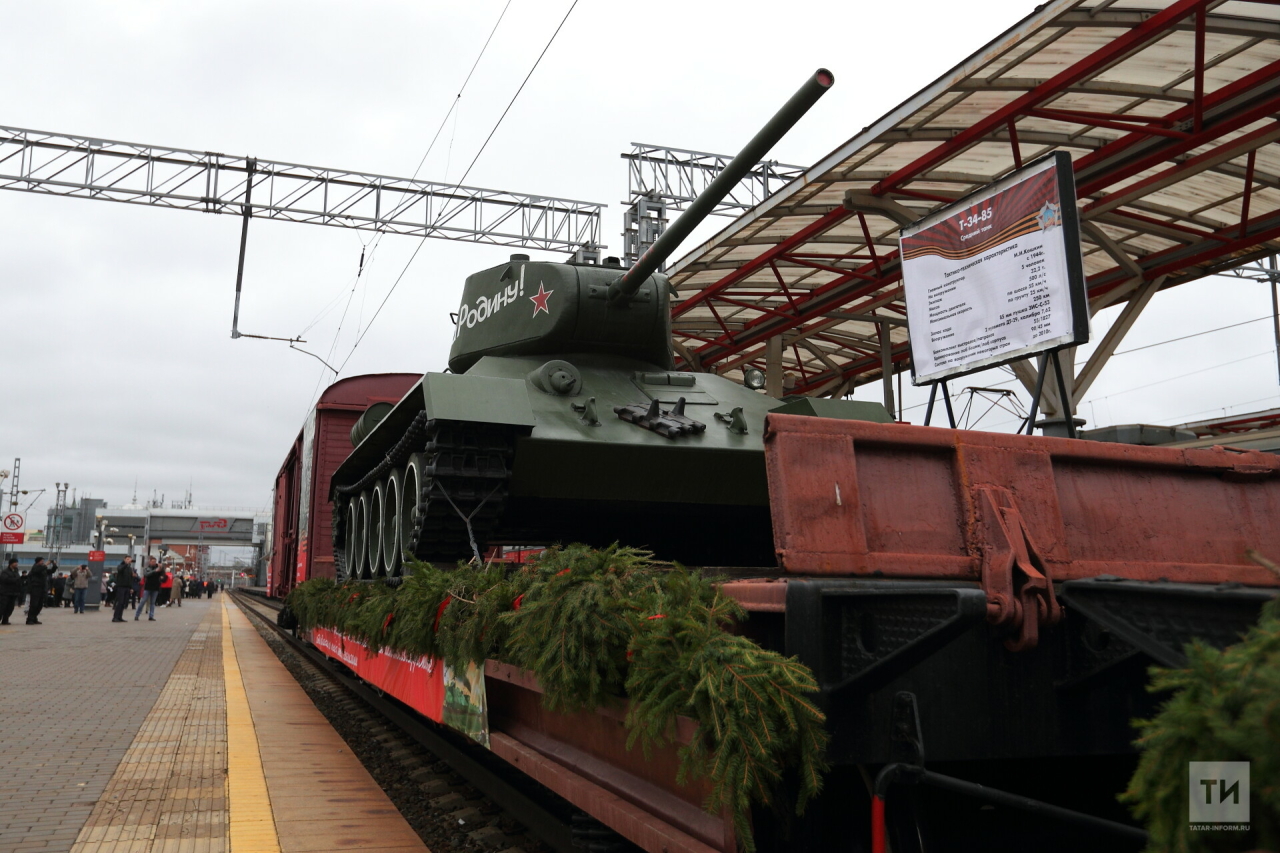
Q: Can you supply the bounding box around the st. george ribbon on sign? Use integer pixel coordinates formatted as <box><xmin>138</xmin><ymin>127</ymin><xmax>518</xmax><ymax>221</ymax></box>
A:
<box><xmin>899</xmin><ymin>151</ymin><xmax>1090</xmax><ymax>387</ymax></box>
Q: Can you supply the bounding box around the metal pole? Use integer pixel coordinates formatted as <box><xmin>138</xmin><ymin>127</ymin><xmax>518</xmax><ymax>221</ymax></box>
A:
<box><xmin>1052</xmin><ymin>349</ymin><xmax>1077</xmax><ymax>438</ymax></box>
<box><xmin>872</xmin><ymin>764</ymin><xmax>1148</xmax><ymax>847</ymax></box>
<box><xmin>1024</xmin><ymin>354</ymin><xmax>1050</xmax><ymax>435</ymax></box>
<box><xmin>1270</xmin><ymin>254</ymin><xmax>1280</xmax><ymax>385</ymax></box>
<box><xmin>924</xmin><ymin>382</ymin><xmax>938</xmax><ymax>426</ymax></box>
<box><xmin>231</xmin><ymin>158</ymin><xmax>256</xmax><ymax>339</ymax></box>
<box><xmin>879</xmin><ymin>320</ymin><xmax>896</xmax><ymax>420</ymax></box>
<box><xmin>3</xmin><ymin>458</ymin><xmax>17</xmax><ymax>565</ymax></box>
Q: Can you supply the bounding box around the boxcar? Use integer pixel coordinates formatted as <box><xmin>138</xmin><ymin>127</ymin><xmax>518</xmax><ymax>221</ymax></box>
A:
<box><xmin>268</xmin><ymin>374</ymin><xmax>420</xmax><ymax>597</ymax></box>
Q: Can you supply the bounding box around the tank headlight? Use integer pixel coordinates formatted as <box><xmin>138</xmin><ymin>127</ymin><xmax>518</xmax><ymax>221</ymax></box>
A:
<box><xmin>742</xmin><ymin>367</ymin><xmax>766</xmax><ymax>391</ymax></box>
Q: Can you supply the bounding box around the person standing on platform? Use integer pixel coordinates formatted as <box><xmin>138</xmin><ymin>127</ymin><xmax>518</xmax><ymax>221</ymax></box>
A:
<box><xmin>25</xmin><ymin>557</ymin><xmax>51</xmax><ymax>624</ymax></box>
<box><xmin>135</xmin><ymin>559</ymin><xmax>163</xmax><ymax>621</ymax></box>
<box><xmin>206</xmin><ymin>580</ymin><xmax>214</xmax><ymax>599</ymax></box>
<box><xmin>50</xmin><ymin>562</ymin><xmax>63</xmax><ymax>607</ymax></box>
<box><xmin>61</xmin><ymin>571</ymin><xmax>74</xmax><ymax>608</ymax></box>
<box><xmin>0</xmin><ymin>557</ymin><xmax>20</xmax><ymax>625</ymax></box>
<box><xmin>71</xmin><ymin>564</ymin><xmax>91</xmax><ymax>614</ymax></box>
<box><xmin>111</xmin><ymin>557</ymin><xmax>136</xmax><ymax>622</ymax></box>
<box><xmin>172</xmin><ymin>570</ymin><xmax>183</xmax><ymax>607</ymax></box>
<box><xmin>157</xmin><ymin>563</ymin><xmax>172</xmax><ymax>608</ymax></box>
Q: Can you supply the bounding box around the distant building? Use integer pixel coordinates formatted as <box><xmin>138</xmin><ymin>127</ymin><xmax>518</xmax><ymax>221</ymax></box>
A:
<box><xmin>45</xmin><ymin>498</ymin><xmax>107</xmax><ymax>545</ymax></box>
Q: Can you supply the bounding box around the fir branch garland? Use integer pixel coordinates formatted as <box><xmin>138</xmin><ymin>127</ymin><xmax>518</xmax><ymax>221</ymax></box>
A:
<box><xmin>286</xmin><ymin>544</ymin><xmax>828</xmax><ymax>851</ymax></box>
<box><xmin>1123</xmin><ymin>596</ymin><xmax>1280</xmax><ymax>852</ymax></box>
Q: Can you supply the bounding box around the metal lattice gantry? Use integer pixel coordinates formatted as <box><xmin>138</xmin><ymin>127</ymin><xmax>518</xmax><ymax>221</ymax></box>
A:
<box><xmin>621</xmin><ymin>144</ymin><xmax>804</xmax><ymax>265</ymax></box>
<box><xmin>666</xmin><ymin>0</ymin><xmax>1280</xmax><ymax>420</ymax></box>
<box><xmin>0</xmin><ymin>126</ymin><xmax>605</xmax><ymax>252</ymax></box>
<box><xmin>624</xmin><ymin>143</ymin><xmax>805</xmax><ymax>214</ymax></box>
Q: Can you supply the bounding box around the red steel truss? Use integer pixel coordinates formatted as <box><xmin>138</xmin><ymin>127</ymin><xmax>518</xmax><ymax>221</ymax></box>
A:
<box><xmin>667</xmin><ymin>0</ymin><xmax>1280</xmax><ymax>398</ymax></box>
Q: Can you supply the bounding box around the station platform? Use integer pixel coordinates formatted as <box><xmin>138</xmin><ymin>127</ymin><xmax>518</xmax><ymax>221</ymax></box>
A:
<box><xmin>0</xmin><ymin>596</ymin><xmax>430</xmax><ymax>853</ymax></box>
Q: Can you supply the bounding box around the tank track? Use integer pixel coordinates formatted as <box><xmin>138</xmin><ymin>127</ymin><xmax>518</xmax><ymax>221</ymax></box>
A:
<box><xmin>403</xmin><ymin>420</ymin><xmax>515</xmax><ymax>565</ymax></box>
<box><xmin>331</xmin><ymin>415</ymin><xmax>517</xmax><ymax>574</ymax></box>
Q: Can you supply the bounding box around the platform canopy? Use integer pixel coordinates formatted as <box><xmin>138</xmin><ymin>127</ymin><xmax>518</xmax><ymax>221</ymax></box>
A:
<box><xmin>668</xmin><ymin>0</ymin><xmax>1280</xmax><ymax>402</ymax></box>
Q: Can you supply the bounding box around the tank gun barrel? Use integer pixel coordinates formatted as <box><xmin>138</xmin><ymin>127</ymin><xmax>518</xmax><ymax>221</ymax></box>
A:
<box><xmin>607</xmin><ymin>68</ymin><xmax>834</xmax><ymax>303</ymax></box>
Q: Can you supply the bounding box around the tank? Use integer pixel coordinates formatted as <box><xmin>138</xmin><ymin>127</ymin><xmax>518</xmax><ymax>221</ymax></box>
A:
<box><xmin>329</xmin><ymin>68</ymin><xmax>891</xmax><ymax>573</ymax></box>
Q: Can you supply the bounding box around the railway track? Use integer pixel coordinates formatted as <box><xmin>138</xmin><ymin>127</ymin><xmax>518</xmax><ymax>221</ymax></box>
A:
<box><xmin>230</xmin><ymin>590</ymin><xmax>641</xmax><ymax>853</ymax></box>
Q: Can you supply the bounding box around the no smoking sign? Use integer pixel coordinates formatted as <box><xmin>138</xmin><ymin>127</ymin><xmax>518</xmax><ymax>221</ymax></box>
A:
<box><xmin>2</xmin><ymin>512</ymin><xmax>25</xmax><ymax>544</ymax></box>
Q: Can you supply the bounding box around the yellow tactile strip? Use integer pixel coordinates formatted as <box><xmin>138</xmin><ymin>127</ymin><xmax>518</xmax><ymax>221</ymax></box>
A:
<box><xmin>66</xmin><ymin>598</ymin><xmax>428</xmax><ymax>853</ymax></box>
<box><xmin>221</xmin><ymin>600</ymin><xmax>283</xmax><ymax>853</ymax></box>
<box><xmin>69</xmin><ymin>607</ymin><xmax>230</xmax><ymax>853</ymax></box>
<box><xmin>226</xmin><ymin>601</ymin><xmax>430</xmax><ymax>852</ymax></box>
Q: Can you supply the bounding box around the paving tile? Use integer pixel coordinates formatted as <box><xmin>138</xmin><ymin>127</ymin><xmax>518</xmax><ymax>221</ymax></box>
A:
<box><xmin>0</xmin><ymin>600</ymin><xmax>214</xmax><ymax>853</ymax></box>
<box><xmin>5</xmin><ymin>596</ymin><xmax>431</xmax><ymax>853</ymax></box>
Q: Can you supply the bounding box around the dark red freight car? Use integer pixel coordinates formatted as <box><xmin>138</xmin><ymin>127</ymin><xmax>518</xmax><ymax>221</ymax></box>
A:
<box><xmin>268</xmin><ymin>374</ymin><xmax>420</xmax><ymax>597</ymax></box>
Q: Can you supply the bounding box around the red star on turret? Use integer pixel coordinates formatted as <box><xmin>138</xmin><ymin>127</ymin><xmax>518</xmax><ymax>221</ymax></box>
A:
<box><xmin>529</xmin><ymin>283</ymin><xmax>554</xmax><ymax>316</ymax></box>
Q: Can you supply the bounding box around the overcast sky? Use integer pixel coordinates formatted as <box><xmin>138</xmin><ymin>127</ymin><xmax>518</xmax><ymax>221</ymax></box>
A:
<box><xmin>3</xmin><ymin>0</ymin><xmax>1278</xmax><ymax>526</ymax></box>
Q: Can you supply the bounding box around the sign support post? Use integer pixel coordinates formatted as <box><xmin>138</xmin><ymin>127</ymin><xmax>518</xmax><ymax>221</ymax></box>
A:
<box><xmin>923</xmin><ymin>380</ymin><xmax>957</xmax><ymax>428</ymax></box>
<box><xmin>1021</xmin><ymin>349</ymin><xmax>1076</xmax><ymax>437</ymax></box>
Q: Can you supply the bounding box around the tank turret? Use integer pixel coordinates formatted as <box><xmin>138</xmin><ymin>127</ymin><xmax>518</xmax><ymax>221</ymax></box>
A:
<box><xmin>330</xmin><ymin>68</ymin><xmax>893</xmax><ymax>573</ymax></box>
<box><xmin>448</xmin><ymin>68</ymin><xmax>834</xmax><ymax>373</ymax></box>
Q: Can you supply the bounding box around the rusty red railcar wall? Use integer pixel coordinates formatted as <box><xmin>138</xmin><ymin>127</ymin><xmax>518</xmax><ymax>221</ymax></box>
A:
<box><xmin>765</xmin><ymin>414</ymin><xmax>1280</xmax><ymax>586</ymax></box>
<box><xmin>268</xmin><ymin>373</ymin><xmax>420</xmax><ymax>596</ymax></box>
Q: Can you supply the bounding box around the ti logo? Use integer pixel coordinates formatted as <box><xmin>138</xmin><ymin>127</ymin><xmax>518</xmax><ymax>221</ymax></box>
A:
<box><xmin>530</xmin><ymin>283</ymin><xmax>554</xmax><ymax>316</ymax></box>
<box><xmin>1189</xmin><ymin>761</ymin><xmax>1250</xmax><ymax>826</ymax></box>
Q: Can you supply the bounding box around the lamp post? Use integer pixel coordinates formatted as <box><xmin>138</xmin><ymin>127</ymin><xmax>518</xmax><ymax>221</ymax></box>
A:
<box><xmin>86</xmin><ymin>517</ymin><xmax>115</xmax><ymax>611</ymax></box>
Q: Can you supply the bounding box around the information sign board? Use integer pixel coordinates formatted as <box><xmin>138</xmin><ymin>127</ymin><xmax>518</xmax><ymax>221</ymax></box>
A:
<box><xmin>88</xmin><ymin>550</ymin><xmax>106</xmax><ymax>562</ymax></box>
<box><xmin>1</xmin><ymin>512</ymin><xmax>24</xmax><ymax>545</ymax></box>
<box><xmin>900</xmin><ymin>152</ymin><xmax>1089</xmax><ymax>385</ymax></box>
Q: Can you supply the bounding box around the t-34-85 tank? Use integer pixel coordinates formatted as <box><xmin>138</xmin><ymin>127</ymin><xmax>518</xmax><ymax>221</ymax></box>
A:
<box><xmin>330</xmin><ymin>68</ymin><xmax>890</xmax><ymax>575</ymax></box>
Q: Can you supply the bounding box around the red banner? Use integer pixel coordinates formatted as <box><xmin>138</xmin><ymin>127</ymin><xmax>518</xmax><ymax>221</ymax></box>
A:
<box><xmin>88</xmin><ymin>550</ymin><xmax>106</xmax><ymax>562</ymax></box>
<box><xmin>310</xmin><ymin>627</ymin><xmax>446</xmax><ymax>722</ymax></box>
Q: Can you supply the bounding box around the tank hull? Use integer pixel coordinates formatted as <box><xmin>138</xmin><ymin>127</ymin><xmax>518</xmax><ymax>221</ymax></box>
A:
<box><xmin>328</xmin><ymin>353</ymin><xmax>889</xmax><ymax>571</ymax></box>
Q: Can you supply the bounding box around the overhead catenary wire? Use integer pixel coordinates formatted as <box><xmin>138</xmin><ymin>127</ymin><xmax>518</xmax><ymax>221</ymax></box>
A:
<box><xmin>294</xmin><ymin>1</ymin><xmax>516</xmax><ymax>411</ymax></box>
<box><xmin>1110</xmin><ymin>314</ymin><xmax>1273</xmax><ymax>356</ymax></box>
<box><xmin>892</xmin><ymin>309</ymin><xmax>1280</xmax><ymax>418</ymax></box>
<box><xmin>971</xmin><ymin>351</ymin><xmax>1275</xmax><ymax>432</ymax></box>
<box><xmin>297</xmin><ymin>0</ymin><xmax>511</xmax><ymax>355</ymax></box>
<box><xmin>336</xmin><ymin>0</ymin><xmax>581</xmax><ymax>376</ymax></box>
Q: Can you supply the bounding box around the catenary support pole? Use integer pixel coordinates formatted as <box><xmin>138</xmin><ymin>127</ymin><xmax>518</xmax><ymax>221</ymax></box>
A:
<box><xmin>231</xmin><ymin>158</ymin><xmax>256</xmax><ymax>339</ymax></box>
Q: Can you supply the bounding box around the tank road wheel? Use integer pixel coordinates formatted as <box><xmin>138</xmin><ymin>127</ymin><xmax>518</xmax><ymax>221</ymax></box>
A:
<box><xmin>384</xmin><ymin>469</ymin><xmax>404</xmax><ymax>577</ymax></box>
<box><xmin>339</xmin><ymin>499</ymin><xmax>356</xmax><ymax>581</ymax></box>
<box><xmin>369</xmin><ymin>480</ymin><xmax>387</xmax><ymax>578</ymax></box>
<box><xmin>402</xmin><ymin>422</ymin><xmax>517</xmax><ymax>565</ymax></box>
<box><xmin>399</xmin><ymin>460</ymin><xmax>422</xmax><ymax>570</ymax></box>
<box><xmin>354</xmin><ymin>492</ymin><xmax>370</xmax><ymax>580</ymax></box>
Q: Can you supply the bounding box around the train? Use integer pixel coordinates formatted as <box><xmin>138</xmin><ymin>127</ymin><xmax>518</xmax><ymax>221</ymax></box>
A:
<box><xmin>263</xmin><ymin>69</ymin><xmax>1280</xmax><ymax>852</ymax></box>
